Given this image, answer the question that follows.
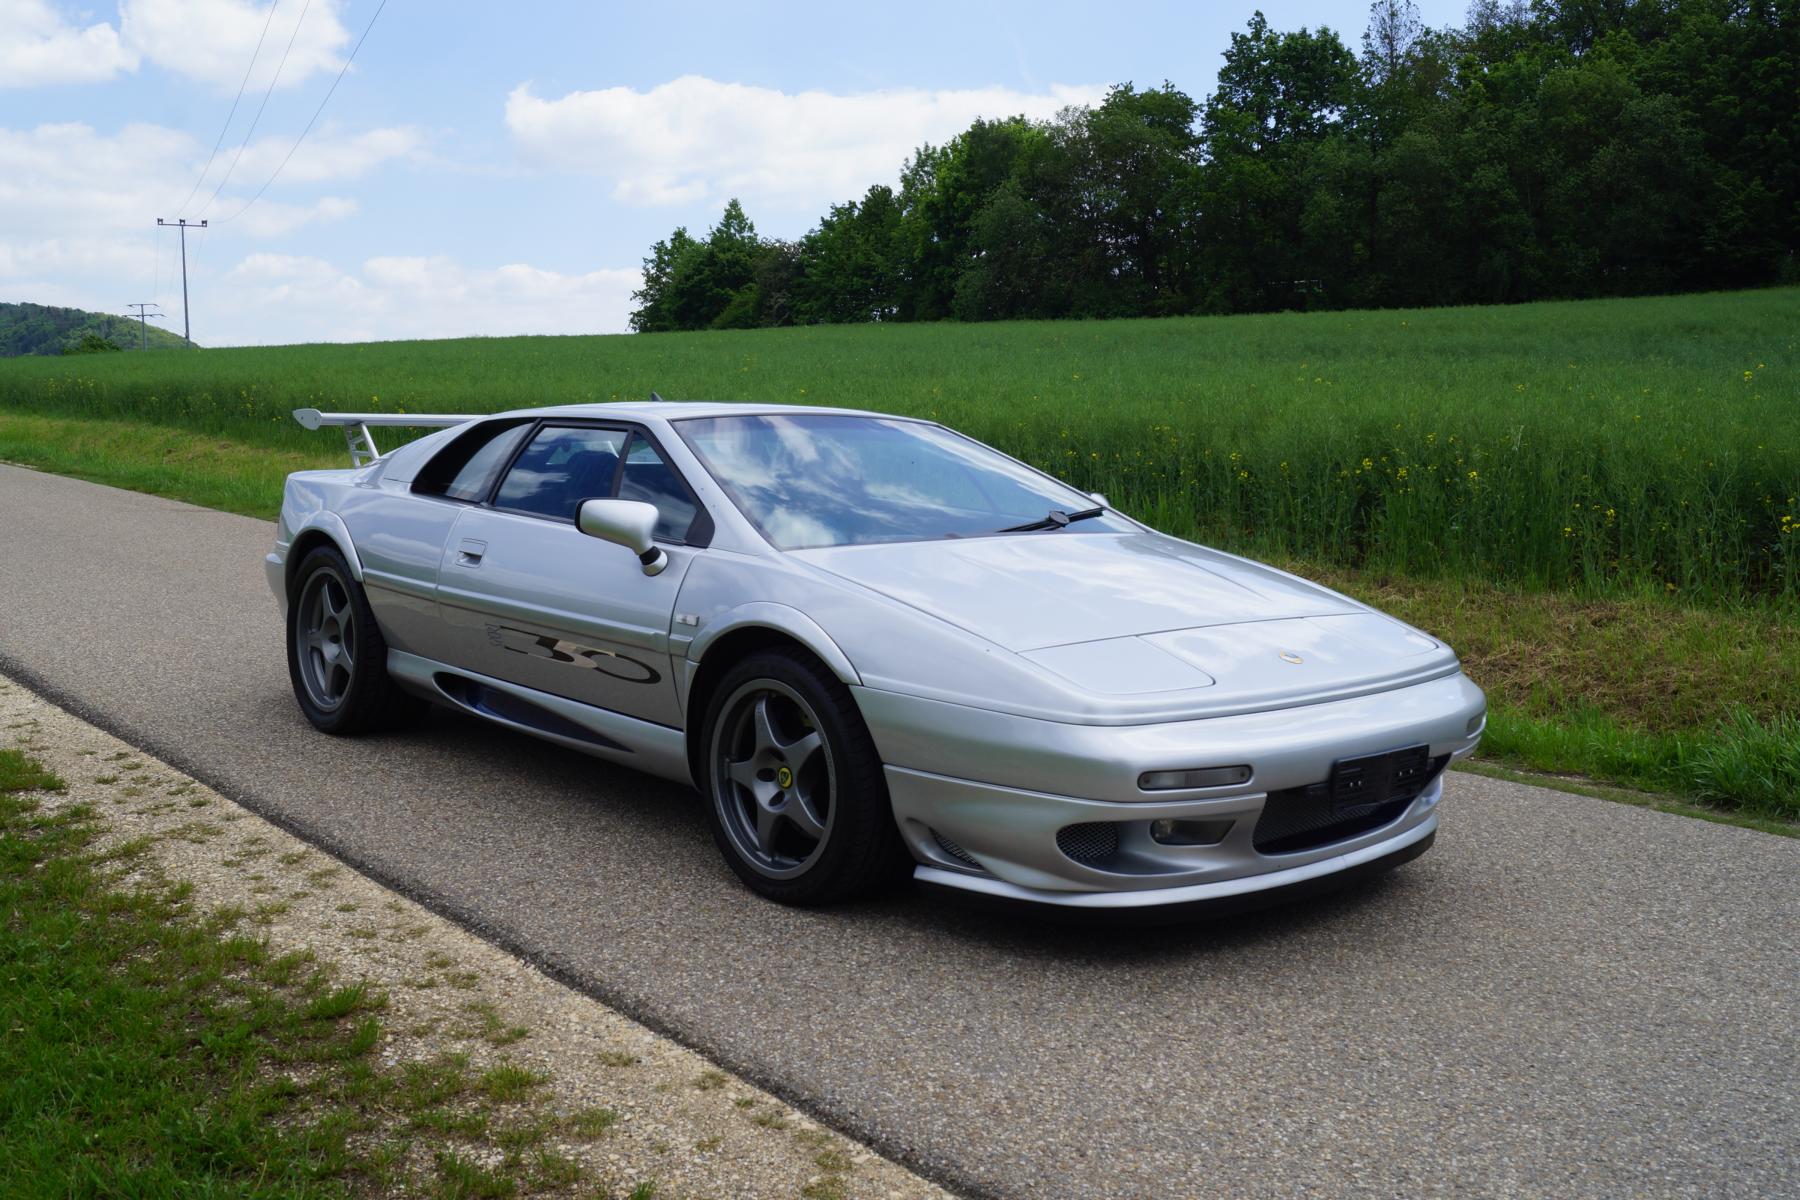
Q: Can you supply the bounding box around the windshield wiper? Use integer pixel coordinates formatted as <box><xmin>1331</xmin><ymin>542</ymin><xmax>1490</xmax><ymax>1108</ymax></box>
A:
<box><xmin>997</xmin><ymin>506</ymin><xmax>1106</xmax><ymax>533</ymax></box>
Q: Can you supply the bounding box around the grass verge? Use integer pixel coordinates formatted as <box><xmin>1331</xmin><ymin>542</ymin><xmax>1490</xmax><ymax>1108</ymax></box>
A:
<box><xmin>0</xmin><ymin>411</ymin><xmax>1791</xmax><ymax>826</ymax></box>
<box><xmin>0</xmin><ymin>410</ymin><xmax>337</xmax><ymax>518</ymax></box>
<box><xmin>1478</xmin><ymin>706</ymin><xmax>1800</xmax><ymax>825</ymax></box>
<box><xmin>0</xmin><ymin>743</ymin><xmax>636</xmax><ymax>1197</ymax></box>
<box><xmin>0</xmin><ymin>750</ymin><xmax>384</xmax><ymax>1196</ymax></box>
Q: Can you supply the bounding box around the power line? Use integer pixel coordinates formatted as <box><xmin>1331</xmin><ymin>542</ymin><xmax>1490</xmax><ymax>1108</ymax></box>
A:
<box><xmin>216</xmin><ymin>0</ymin><xmax>390</xmax><ymax>226</ymax></box>
<box><xmin>194</xmin><ymin>0</ymin><xmax>316</xmax><ymax>218</ymax></box>
<box><xmin>174</xmin><ymin>0</ymin><xmax>282</xmax><ymax>217</ymax></box>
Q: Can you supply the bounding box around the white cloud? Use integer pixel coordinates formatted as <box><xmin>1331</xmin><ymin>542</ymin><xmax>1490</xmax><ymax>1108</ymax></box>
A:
<box><xmin>0</xmin><ymin>120</ymin><xmax>399</xmax><ymax>236</ymax></box>
<box><xmin>219</xmin><ymin>253</ymin><xmax>641</xmax><ymax>344</ymax></box>
<box><xmin>0</xmin><ymin>232</ymin><xmax>149</xmax><ymax>279</ymax></box>
<box><xmin>230</xmin><ymin>126</ymin><xmax>424</xmax><ymax>183</ymax></box>
<box><xmin>0</xmin><ymin>121</ymin><xmax>198</xmax><ymax>231</ymax></box>
<box><xmin>120</xmin><ymin>0</ymin><xmax>349</xmax><ymax>90</ymax></box>
<box><xmin>0</xmin><ymin>118</ymin><xmax>436</xmax><ymax>342</ymax></box>
<box><xmin>233</xmin><ymin>194</ymin><xmax>357</xmax><ymax>236</ymax></box>
<box><xmin>0</xmin><ymin>0</ymin><xmax>349</xmax><ymax>90</ymax></box>
<box><xmin>504</xmin><ymin>75</ymin><xmax>1106</xmax><ymax>208</ymax></box>
<box><xmin>0</xmin><ymin>0</ymin><xmax>138</xmax><ymax>87</ymax></box>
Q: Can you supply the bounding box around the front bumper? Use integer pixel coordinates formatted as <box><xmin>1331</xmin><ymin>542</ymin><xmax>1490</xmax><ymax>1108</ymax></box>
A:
<box><xmin>915</xmin><ymin>822</ymin><xmax>1438</xmax><ymax>919</ymax></box>
<box><xmin>264</xmin><ymin>550</ymin><xmax>288</xmax><ymax>615</ymax></box>
<box><xmin>856</xmin><ymin>671</ymin><xmax>1484</xmax><ymax>906</ymax></box>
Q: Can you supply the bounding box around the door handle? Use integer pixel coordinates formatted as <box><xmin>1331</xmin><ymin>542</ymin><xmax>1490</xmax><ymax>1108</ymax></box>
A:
<box><xmin>455</xmin><ymin>538</ymin><xmax>486</xmax><ymax>567</ymax></box>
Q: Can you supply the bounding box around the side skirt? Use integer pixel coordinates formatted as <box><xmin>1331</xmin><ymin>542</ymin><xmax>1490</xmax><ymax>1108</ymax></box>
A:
<box><xmin>387</xmin><ymin>650</ymin><xmax>694</xmax><ymax>787</ymax></box>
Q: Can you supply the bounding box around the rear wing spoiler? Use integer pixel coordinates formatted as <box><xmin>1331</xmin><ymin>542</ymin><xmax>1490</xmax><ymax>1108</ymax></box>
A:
<box><xmin>293</xmin><ymin>408</ymin><xmax>478</xmax><ymax>467</ymax></box>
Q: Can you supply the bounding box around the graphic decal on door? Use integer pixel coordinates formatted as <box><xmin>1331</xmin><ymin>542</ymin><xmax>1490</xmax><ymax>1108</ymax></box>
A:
<box><xmin>484</xmin><ymin>623</ymin><xmax>662</xmax><ymax>684</ymax></box>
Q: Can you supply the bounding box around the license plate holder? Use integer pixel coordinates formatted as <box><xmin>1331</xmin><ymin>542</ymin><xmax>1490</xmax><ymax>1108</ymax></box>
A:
<box><xmin>1329</xmin><ymin>744</ymin><xmax>1431</xmax><ymax>816</ymax></box>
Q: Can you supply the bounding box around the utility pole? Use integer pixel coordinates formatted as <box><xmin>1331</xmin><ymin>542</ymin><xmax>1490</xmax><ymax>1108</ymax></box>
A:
<box><xmin>156</xmin><ymin>218</ymin><xmax>207</xmax><ymax>343</ymax></box>
<box><xmin>125</xmin><ymin>303</ymin><xmax>164</xmax><ymax>351</ymax></box>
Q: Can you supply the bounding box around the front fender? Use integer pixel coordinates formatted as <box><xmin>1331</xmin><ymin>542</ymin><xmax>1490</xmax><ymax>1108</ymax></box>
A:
<box><xmin>687</xmin><ymin>602</ymin><xmax>861</xmax><ymax>686</ymax></box>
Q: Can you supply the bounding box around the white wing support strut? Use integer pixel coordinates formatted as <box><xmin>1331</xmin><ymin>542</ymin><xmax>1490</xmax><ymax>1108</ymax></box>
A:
<box><xmin>293</xmin><ymin>408</ymin><xmax>478</xmax><ymax>467</ymax></box>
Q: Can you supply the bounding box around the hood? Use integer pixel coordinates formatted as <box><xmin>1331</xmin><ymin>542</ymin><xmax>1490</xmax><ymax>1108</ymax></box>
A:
<box><xmin>792</xmin><ymin>532</ymin><xmax>1459</xmax><ymax>709</ymax></box>
<box><xmin>791</xmin><ymin>531</ymin><xmax>1356</xmax><ymax>652</ymax></box>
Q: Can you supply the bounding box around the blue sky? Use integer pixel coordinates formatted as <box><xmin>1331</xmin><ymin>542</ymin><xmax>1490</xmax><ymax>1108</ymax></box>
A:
<box><xmin>1</xmin><ymin>0</ymin><xmax>1467</xmax><ymax>344</ymax></box>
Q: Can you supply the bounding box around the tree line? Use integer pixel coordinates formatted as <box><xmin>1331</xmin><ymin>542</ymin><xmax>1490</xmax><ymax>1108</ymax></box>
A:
<box><xmin>629</xmin><ymin>0</ymin><xmax>1798</xmax><ymax>331</ymax></box>
<box><xmin>0</xmin><ymin>302</ymin><xmax>191</xmax><ymax>357</ymax></box>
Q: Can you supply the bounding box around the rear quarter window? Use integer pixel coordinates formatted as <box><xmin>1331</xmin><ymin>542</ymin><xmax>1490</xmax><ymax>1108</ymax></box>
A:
<box><xmin>413</xmin><ymin>420</ymin><xmax>533</xmax><ymax>502</ymax></box>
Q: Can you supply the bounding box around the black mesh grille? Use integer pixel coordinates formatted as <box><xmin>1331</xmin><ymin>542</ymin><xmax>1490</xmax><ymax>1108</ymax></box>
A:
<box><xmin>1254</xmin><ymin>749</ymin><xmax>1448</xmax><ymax>855</ymax></box>
<box><xmin>1056</xmin><ymin>822</ymin><xmax>1120</xmax><ymax>864</ymax></box>
<box><xmin>931</xmin><ymin>830</ymin><xmax>986</xmax><ymax>872</ymax></box>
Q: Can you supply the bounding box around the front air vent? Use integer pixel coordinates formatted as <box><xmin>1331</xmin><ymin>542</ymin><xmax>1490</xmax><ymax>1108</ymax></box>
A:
<box><xmin>1056</xmin><ymin>822</ymin><xmax>1120</xmax><ymax>865</ymax></box>
<box><xmin>931</xmin><ymin>829</ymin><xmax>987</xmax><ymax>873</ymax></box>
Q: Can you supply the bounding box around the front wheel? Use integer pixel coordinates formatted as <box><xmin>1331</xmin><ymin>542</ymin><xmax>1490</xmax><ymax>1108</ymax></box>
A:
<box><xmin>286</xmin><ymin>544</ymin><xmax>426</xmax><ymax>735</ymax></box>
<box><xmin>702</xmin><ymin>648</ymin><xmax>910</xmax><ymax>905</ymax></box>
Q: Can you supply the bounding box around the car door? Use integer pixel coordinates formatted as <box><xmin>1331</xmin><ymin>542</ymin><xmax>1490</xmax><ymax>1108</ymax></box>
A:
<box><xmin>433</xmin><ymin>422</ymin><xmax>704</xmax><ymax>728</ymax></box>
<box><xmin>338</xmin><ymin>418</ymin><xmax>534</xmax><ymax>664</ymax></box>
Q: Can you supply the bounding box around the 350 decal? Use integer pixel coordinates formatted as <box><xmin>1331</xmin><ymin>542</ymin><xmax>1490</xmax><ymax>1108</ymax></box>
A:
<box><xmin>484</xmin><ymin>624</ymin><xmax>661</xmax><ymax>684</ymax></box>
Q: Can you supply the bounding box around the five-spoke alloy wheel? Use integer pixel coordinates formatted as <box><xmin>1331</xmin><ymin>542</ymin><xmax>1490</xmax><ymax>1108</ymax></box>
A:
<box><xmin>285</xmin><ymin>544</ymin><xmax>424</xmax><ymax>734</ymax></box>
<box><xmin>701</xmin><ymin>648</ymin><xmax>910</xmax><ymax>904</ymax></box>
<box><xmin>713</xmin><ymin>680</ymin><xmax>836</xmax><ymax>879</ymax></box>
<box><xmin>295</xmin><ymin>567</ymin><xmax>358</xmax><ymax>712</ymax></box>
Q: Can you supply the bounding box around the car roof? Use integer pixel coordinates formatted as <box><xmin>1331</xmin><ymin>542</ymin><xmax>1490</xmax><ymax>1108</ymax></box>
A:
<box><xmin>494</xmin><ymin>400</ymin><xmax>898</xmax><ymax>423</ymax></box>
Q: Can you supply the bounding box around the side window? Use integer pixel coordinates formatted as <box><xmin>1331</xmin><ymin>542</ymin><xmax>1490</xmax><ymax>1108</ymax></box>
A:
<box><xmin>494</xmin><ymin>426</ymin><xmax>629</xmax><ymax>520</ymax></box>
<box><xmin>414</xmin><ymin>420</ymin><xmax>531</xmax><ymax>502</ymax></box>
<box><xmin>618</xmin><ymin>434</ymin><xmax>700</xmax><ymax>541</ymax></box>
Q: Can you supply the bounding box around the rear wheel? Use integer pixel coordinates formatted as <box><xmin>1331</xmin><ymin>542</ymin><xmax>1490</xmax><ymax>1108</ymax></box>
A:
<box><xmin>702</xmin><ymin>648</ymin><xmax>910</xmax><ymax>905</ymax></box>
<box><xmin>286</xmin><ymin>544</ymin><xmax>425</xmax><ymax>734</ymax></box>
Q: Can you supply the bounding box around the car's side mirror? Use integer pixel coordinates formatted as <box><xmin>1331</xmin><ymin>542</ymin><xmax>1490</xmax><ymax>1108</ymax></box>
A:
<box><xmin>576</xmin><ymin>498</ymin><xmax>668</xmax><ymax>576</ymax></box>
<box><xmin>1088</xmin><ymin>492</ymin><xmax>1109</xmax><ymax>508</ymax></box>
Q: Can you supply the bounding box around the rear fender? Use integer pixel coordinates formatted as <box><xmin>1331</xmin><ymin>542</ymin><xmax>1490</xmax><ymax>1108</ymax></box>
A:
<box><xmin>285</xmin><ymin>510</ymin><xmax>365</xmax><ymax>586</ymax></box>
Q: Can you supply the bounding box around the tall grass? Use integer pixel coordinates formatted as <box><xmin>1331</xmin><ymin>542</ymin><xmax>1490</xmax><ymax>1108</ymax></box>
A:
<box><xmin>2</xmin><ymin>287</ymin><xmax>1794</xmax><ymax>603</ymax></box>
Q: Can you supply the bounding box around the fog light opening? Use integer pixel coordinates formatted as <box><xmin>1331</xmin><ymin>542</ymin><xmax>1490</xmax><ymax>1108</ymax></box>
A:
<box><xmin>1149</xmin><ymin>818</ymin><xmax>1233</xmax><ymax>847</ymax></box>
<box><xmin>1138</xmin><ymin>765</ymin><xmax>1252</xmax><ymax>792</ymax></box>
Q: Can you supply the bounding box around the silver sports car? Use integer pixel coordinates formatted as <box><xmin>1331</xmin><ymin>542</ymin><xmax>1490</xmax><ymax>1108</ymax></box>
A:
<box><xmin>272</xmin><ymin>400</ymin><xmax>1485</xmax><ymax>913</ymax></box>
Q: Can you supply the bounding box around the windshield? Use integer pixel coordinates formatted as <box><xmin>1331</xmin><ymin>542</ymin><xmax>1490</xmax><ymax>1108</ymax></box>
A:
<box><xmin>676</xmin><ymin>413</ymin><xmax>1134</xmax><ymax>550</ymax></box>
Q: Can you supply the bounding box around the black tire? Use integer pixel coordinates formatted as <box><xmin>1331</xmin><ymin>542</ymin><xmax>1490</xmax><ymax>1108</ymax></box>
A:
<box><xmin>286</xmin><ymin>544</ymin><xmax>427</xmax><ymax>735</ymax></box>
<box><xmin>700</xmin><ymin>647</ymin><xmax>911</xmax><ymax>905</ymax></box>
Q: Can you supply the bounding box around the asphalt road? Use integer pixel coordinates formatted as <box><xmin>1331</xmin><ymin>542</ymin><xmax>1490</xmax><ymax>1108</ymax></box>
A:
<box><xmin>2</xmin><ymin>463</ymin><xmax>1796</xmax><ymax>1199</ymax></box>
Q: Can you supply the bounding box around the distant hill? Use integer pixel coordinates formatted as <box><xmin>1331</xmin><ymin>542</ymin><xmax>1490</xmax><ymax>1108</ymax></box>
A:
<box><xmin>0</xmin><ymin>302</ymin><xmax>194</xmax><ymax>357</ymax></box>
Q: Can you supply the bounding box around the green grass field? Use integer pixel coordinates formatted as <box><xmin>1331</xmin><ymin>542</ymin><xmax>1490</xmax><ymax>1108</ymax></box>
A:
<box><xmin>3</xmin><ymin>286</ymin><xmax>1796</xmax><ymax>602</ymax></box>
<box><xmin>1</xmin><ymin>288</ymin><xmax>1796</xmax><ymax>820</ymax></box>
